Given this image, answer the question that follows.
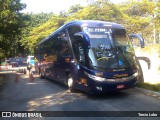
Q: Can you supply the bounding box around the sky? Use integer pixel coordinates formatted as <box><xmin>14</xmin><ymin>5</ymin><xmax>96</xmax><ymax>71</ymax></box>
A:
<box><xmin>21</xmin><ymin>0</ymin><xmax>127</xmax><ymax>14</ymax></box>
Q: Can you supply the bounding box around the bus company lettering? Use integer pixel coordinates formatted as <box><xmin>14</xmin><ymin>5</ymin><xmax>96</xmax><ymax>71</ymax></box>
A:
<box><xmin>45</xmin><ymin>55</ymin><xmax>57</xmax><ymax>62</ymax></box>
<box><xmin>113</xmin><ymin>74</ymin><xmax>128</xmax><ymax>78</ymax></box>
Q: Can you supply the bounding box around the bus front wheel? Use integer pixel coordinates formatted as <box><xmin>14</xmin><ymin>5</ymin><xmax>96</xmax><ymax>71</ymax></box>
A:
<box><xmin>67</xmin><ymin>74</ymin><xmax>76</xmax><ymax>92</ymax></box>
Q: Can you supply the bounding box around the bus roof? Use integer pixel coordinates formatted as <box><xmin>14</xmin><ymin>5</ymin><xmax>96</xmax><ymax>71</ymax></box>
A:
<box><xmin>38</xmin><ymin>20</ymin><xmax>125</xmax><ymax>45</ymax></box>
<box><xmin>66</xmin><ymin>20</ymin><xmax>124</xmax><ymax>28</ymax></box>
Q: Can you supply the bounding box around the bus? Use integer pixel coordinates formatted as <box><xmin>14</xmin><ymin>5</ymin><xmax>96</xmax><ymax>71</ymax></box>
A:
<box><xmin>34</xmin><ymin>20</ymin><xmax>144</xmax><ymax>94</ymax></box>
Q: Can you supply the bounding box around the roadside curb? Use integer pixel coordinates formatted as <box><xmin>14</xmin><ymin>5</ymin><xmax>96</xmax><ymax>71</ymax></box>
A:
<box><xmin>135</xmin><ymin>87</ymin><xmax>160</xmax><ymax>98</ymax></box>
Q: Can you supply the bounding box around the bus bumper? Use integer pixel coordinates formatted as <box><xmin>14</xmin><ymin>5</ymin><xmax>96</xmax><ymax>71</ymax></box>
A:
<box><xmin>75</xmin><ymin>76</ymin><xmax>138</xmax><ymax>94</ymax></box>
<box><xmin>88</xmin><ymin>78</ymin><xmax>138</xmax><ymax>94</ymax></box>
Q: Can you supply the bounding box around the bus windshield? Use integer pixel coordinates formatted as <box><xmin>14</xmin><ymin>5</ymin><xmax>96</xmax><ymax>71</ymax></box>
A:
<box><xmin>83</xmin><ymin>27</ymin><xmax>136</xmax><ymax>70</ymax></box>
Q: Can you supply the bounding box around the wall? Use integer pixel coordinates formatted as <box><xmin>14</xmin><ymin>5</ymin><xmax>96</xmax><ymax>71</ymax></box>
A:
<box><xmin>135</xmin><ymin>44</ymin><xmax>160</xmax><ymax>84</ymax></box>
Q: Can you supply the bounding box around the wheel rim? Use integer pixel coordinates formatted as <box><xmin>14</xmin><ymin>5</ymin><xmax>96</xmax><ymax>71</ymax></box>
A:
<box><xmin>68</xmin><ymin>77</ymin><xmax>73</xmax><ymax>88</ymax></box>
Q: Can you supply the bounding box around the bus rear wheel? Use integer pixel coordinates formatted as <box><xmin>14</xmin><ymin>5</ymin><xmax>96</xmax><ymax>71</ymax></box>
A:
<box><xmin>39</xmin><ymin>69</ymin><xmax>45</xmax><ymax>79</ymax></box>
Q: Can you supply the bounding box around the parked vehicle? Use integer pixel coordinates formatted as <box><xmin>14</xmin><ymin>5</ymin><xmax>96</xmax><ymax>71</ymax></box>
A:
<box><xmin>27</xmin><ymin>56</ymin><xmax>34</xmax><ymax>66</ymax></box>
<box><xmin>6</xmin><ymin>57</ymin><xmax>27</xmax><ymax>74</ymax></box>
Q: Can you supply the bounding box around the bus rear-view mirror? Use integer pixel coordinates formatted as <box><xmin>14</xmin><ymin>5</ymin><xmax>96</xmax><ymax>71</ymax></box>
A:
<box><xmin>129</xmin><ymin>34</ymin><xmax>145</xmax><ymax>48</ymax></box>
<box><xmin>74</xmin><ymin>32</ymin><xmax>90</xmax><ymax>49</ymax></box>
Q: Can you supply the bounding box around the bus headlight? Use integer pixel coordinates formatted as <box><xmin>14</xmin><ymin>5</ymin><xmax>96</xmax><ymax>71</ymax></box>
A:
<box><xmin>84</xmin><ymin>72</ymin><xmax>105</xmax><ymax>82</ymax></box>
<box><xmin>133</xmin><ymin>72</ymin><xmax>138</xmax><ymax>77</ymax></box>
<box><xmin>123</xmin><ymin>72</ymin><xmax>138</xmax><ymax>80</ymax></box>
<box><xmin>84</xmin><ymin>71</ymin><xmax>138</xmax><ymax>82</ymax></box>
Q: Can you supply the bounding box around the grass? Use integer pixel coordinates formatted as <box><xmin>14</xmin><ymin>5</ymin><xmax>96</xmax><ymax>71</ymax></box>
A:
<box><xmin>136</xmin><ymin>83</ymin><xmax>160</xmax><ymax>92</ymax></box>
<box><xmin>135</xmin><ymin>44</ymin><xmax>160</xmax><ymax>90</ymax></box>
<box><xmin>135</xmin><ymin>44</ymin><xmax>160</xmax><ymax>56</ymax></box>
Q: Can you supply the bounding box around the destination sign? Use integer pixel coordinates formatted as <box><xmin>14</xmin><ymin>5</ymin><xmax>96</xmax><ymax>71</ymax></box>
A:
<box><xmin>83</xmin><ymin>27</ymin><xmax>109</xmax><ymax>33</ymax></box>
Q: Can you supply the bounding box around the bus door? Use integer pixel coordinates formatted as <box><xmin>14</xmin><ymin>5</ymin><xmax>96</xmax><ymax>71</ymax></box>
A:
<box><xmin>53</xmin><ymin>30</ymin><xmax>71</xmax><ymax>81</ymax></box>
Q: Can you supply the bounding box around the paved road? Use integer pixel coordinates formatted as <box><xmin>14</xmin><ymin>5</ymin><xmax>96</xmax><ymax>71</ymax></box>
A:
<box><xmin>0</xmin><ymin>73</ymin><xmax>160</xmax><ymax>120</ymax></box>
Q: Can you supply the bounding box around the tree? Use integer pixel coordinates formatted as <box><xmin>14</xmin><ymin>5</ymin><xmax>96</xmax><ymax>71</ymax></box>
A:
<box><xmin>67</xmin><ymin>1</ymin><xmax>122</xmax><ymax>22</ymax></box>
<box><xmin>67</xmin><ymin>4</ymin><xmax>83</xmax><ymax>16</ymax></box>
<box><xmin>59</xmin><ymin>10</ymin><xmax>67</xmax><ymax>17</ymax></box>
<box><xmin>0</xmin><ymin>0</ymin><xmax>26</xmax><ymax>59</ymax></box>
<box><xmin>20</xmin><ymin>14</ymin><xmax>64</xmax><ymax>53</ymax></box>
<box><xmin>117</xmin><ymin>0</ymin><xmax>156</xmax><ymax>44</ymax></box>
<box><xmin>19</xmin><ymin>0</ymin><xmax>160</xmax><ymax>55</ymax></box>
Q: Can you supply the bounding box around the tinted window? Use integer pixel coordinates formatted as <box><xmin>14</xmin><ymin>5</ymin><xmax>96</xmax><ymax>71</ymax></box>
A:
<box><xmin>83</xmin><ymin>27</ymin><xmax>136</xmax><ymax>69</ymax></box>
<box><xmin>68</xmin><ymin>26</ymin><xmax>86</xmax><ymax>64</ymax></box>
<box><xmin>58</xmin><ymin>30</ymin><xmax>70</xmax><ymax>57</ymax></box>
<box><xmin>68</xmin><ymin>26</ymin><xmax>82</xmax><ymax>43</ymax></box>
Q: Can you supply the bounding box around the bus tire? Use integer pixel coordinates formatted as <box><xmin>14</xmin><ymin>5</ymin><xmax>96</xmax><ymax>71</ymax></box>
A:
<box><xmin>39</xmin><ymin>69</ymin><xmax>45</xmax><ymax>79</ymax></box>
<box><xmin>24</xmin><ymin>69</ymin><xmax>26</xmax><ymax>74</ymax></box>
<box><xmin>67</xmin><ymin>74</ymin><xmax>76</xmax><ymax>92</ymax></box>
<box><xmin>137</xmin><ymin>59</ymin><xmax>144</xmax><ymax>83</ymax></box>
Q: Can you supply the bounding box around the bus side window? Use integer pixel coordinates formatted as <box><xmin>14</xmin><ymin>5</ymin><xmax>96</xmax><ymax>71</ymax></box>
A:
<box><xmin>58</xmin><ymin>30</ymin><xmax>70</xmax><ymax>57</ymax></box>
<box><xmin>42</xmin><ymin>40</ymin><xmax>52</xmax><ymax>61</ymax></box>
<box><xmin>60</xmin><ymin>40</ymin><xmax>70</xmax><ymax>57</ymax></box>
<box><xmin>68</xmin><ymin>26</ymin><xmax>82</xmax><ymax>45</ymax></box>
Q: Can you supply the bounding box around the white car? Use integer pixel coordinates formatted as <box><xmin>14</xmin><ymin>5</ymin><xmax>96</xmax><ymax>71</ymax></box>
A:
<box><xmin>27</xmin><ymin>56</ymin><xmax>34</xmax><ymax>66</ymax></box>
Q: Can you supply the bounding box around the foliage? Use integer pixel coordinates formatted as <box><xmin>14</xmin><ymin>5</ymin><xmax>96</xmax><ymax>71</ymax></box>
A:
<box><xmin>0</xmin><ymin>0</ymin><xmax>26</xmax><ymax>59</ymax></box>
<box><xmin>155</xmin><ymin>0</ymin><xmax>160</xmax><ymax>31</ymax></box>
<box><xmin>20</xmin><ymin>12</ymin><xmax>55</xmax><ymax>54</ymax></box>
<box><xmin>117</xmin><ymin>0</ymin><xmax>155</xmax><ymax>38</ymax></box>
<box><xmin>67</xmin><ymin>4</ymin><xmax>84</xmax><ymax>16</ymax></box>
<box><xmin>137</xmin><ymin>83</ymin><xmax>160</xmax><ymax>92</ymax></box>
<box><xmin>20</xmin><ymin>14</ymin><xmax>63</xmax><ymax>53</ymax></box>
<box><xmin>66</xmin><ymin>2</ymin><xmax>122</xmax><ymax>22</ymax></box>
<box><xmin>1</xmin><ymin>0</ymin><xmax>160</xmax><ymax>56</ymax></box>
<box><xmin>24</xmin><ymin>0</ymin><xmax>159</xmax><ymax>53</ymax></box>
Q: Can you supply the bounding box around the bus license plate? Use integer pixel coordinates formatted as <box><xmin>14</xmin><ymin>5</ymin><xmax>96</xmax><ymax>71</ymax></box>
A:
<box><xmin>117</xmin><ymin>84</ymin><xmax>125</xmax><ymax>89</ymax></box>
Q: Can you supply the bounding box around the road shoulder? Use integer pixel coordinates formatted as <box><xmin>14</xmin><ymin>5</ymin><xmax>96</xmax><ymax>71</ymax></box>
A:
<box><xmin>135</xmin><ymin>87</ymin><xmax>160</xmax><ymax>98</ymax></box>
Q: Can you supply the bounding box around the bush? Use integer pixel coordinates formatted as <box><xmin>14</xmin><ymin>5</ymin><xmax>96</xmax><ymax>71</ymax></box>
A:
<box><xmin>136</xmin><ymin>83</ymin><xmax>160</xmax><ymax>92</ymax></box>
